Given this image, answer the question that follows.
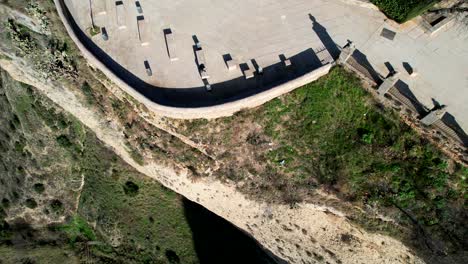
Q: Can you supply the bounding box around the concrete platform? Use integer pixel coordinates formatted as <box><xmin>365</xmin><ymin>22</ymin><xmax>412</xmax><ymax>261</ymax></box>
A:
<box><xmin>64</xmin><ymin>0</ymin><xmax>375</xmax><ymax>90</ymax></box>
<box><xmin>61</xmin><ymin>0</ymin><xmax>468</xmax><ymax>129</ymax></box>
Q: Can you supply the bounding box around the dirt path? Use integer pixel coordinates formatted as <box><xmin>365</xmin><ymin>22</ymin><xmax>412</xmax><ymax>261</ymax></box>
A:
<box><xmin>0</xmin><ymin>57</ymin><xmax>424</xmax><ymax>263</ymax></box>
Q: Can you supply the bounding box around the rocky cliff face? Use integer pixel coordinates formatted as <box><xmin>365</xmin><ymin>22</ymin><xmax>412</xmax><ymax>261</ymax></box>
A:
<box><xmin>0</xmin><ymin>68</ymin><xmax>82</xmax><ymax>227</ymax></box>
<box><xmin>0</xmin><ymin>58</ymin><xmax>423</xmax><ymax>264</ymax></box>
<box><xmin>0</xmin><ymin>1</ymin><xmax>466</xmax><ymax>264</ymax></box>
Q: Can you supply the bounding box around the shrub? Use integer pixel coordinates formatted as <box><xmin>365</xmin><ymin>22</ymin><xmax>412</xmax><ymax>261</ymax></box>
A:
<box><xmin>25</xmin><ymin>198</ymin><xmax>37</xmax><ymax>209</ymax></box>
<box><xmin>1</xmin><ymin>198</ymin><xmax>10</xmax><ymax>209</ymax></box>
<box><xmin>56</xmin><ymin>135</ymin><xmax>72</xmax><ymax>148</ymax></box>
<box><xmin>50</xmin><ymin>199</ymin><xmax>64</xmax><ymax>214</ymax></box>
<box><xmin>81</xmin><ymin>81</ymin><xmax>96</xmax><ymax>105</ymax></box>
<box><xmin>5</xmin><ymin>19</ymin><xmax>37</xmax><ymax>55</ymax></box>
<box><xmin>60</xmin><ymin>216</ymin><xmax>96</xmax><ymax>245</ymax></box>
<box><xmin>123</xmin><ymin>181</ymin><xmax>139</xmax><ymax>197</ymax></box>
<box><xmin>126</xmin><ymin>143</ymin><xmax>145</xmax><ymax>166</ymax></box>
<box><xmin>33</xmin><ymin>183</ymin><xmax>45</xmax><ymax>194</ymax></box>
<box><xmin>56</xmin><ymin>135</ymin><xmax>82</xmax><ymax>155</ymax></box>
<box><xmin>26</xmin><ymin>2</ymin><xmax>50</xmax><ymax>33</ymax></box>
<box><xmin>370</xmin><ymin>0</ymin><xmax>439</xmax><ymax>22</ymax></box>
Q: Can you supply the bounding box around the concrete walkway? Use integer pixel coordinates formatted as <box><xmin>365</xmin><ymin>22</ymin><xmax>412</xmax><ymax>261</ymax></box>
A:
<box><xmin>356</xmin><ymin>16</ymin><xmax>468</xmax><ymax>132</ymax></box>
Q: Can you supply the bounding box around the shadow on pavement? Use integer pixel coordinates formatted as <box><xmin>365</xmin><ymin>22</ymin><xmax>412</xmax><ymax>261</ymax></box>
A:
<box><xmin>59</xmin><ymin>0</ymin><xmax>326</xmax><ymax>108</ymax></box>
<box><xmin>351</xmin><ymin>49</ymin><xmax>383</xmax><ymax>85</ymax></box>
<box><xmin>394</xmin><ymin>80</ymin><xmax>427</xmax><ymax>116</ymax></box>
<box><xmin>309</xmin><ymin>14</ymin><xmax>341</xmax><ymax>60</ymax></box>
<box><xmin>442</xmin><ymin>113</ymin><xmax>468</xmax><ymax>147</ymax></box>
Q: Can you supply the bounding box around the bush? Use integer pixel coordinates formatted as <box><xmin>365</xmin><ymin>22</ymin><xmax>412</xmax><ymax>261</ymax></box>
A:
<box><xmin>1</xmin><ymin>198</ymin><xmax>10</xmax><ymax>209</ymax></box>
<box><xmin>25</xmin><ymin>198</ymin><xmax>37</xmax><ymax>209</ymax></box>
<box><xmin>371</xmin><ymin>0</ymin><xmax>439</xmax><ymax>22</ymax></box>
<box><xmin>211</xmin><ymin>67</ymin><xmax>468</xmax><ymax>254</ymax></box>
<box><xmin>56</xmin><ymin>135</ymin><xmax>72</xmax><ymax>148</ymax></box>
<box><xmin>50</xmin><ymin>199</ymin><xmax>64</xmax><ymax>214</ymax></box>
<box><xmin>33</xmin><ymin>183</ymin><xmax>45</xmax><ymax>194</ymax></box>
<box><xmin>60</xmin><ymin>216</ymin><xmax>96</xmax><ymax>244</ymax></box>
<box><xmin>81</xmin><ymin>82</ymin><xmax>96</xmax><ymax>105</ymax></box>
<box><xmin>56</xmin><ymin>135</ymin><xmax>82</xmax><ymax>155</ymax></box>
<box><xmin>5</xmin><ymin>19</ymin><xmax>37</xmax><ymax>55</ymax></box>
<box><xmin>123</xmin><ymin>181</ymin><xmax>139</xmax><ymax>197</ymax></box>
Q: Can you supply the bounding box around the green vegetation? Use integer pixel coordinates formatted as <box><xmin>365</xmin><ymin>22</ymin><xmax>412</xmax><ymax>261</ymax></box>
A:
<box><xmin>0</xmin><ymin>68</ymin><xmax>198</xmax><ymax>263</ymax></box>
<box><xmin>0</xmin><ymin>246</ymin><xmax>79</xmax><ymax>264</ymax></box>
<box><xmin>259</xmin><ymin>68</ymin><xmax>467</xmax><ymax>252</ymax></box>
<box><xmin>126</xmin><ymin>141</ymin><xmax>145</xmax><ymax>165</ymax></box>
<box><xmin>26</xmin><ymin>1</ymin><xmax>50</xmax><ymax>32</ymax></box>
<box><xmin>1</xmin><ymin>0</ymin><xmax>465</xmax><ymax>262</ymax></box>
<box><xmin>50</xmin><ymin>199</ymin><xmax>64</xmax><ymax>214</ymax></box>
<box><xmin>76</xmin><ymin>135</ymin><xmax>199</xmax><ymax>263</ymax></box>
<box><xmin>3</xmin><ymin>0</ymin><xmax>212</xmax><ymax>178</ymax></box>
<box><xmin>1</xmin><ymin>2</ymin><xmax>264</xmax><ymax>261</ymax></box>
<box><xmin>179</xmin><ymin>67</ymin><xmax>467</xmax><ymax>258</ymax></box>
<box><xmin>3</xmin><ymin>15</ymin><xmax>77</xmax><ymax>79</ymax></box>
<box><xmin>4</xmin><ymin>18</ymin><xmax>37</xmax><ymax>55</ymax></box>
<box><xmin>33</xmin><ymin>183</ymin><xmax>45</xmax><ymax>193</ymax></box>
<box><xmin>81</xmin><ymin>81</ymin><xmax>96</xmax><ymax>105</ymax></box>
<box><xmin>88</xmin><ymin>25</ymin><xmax>101</xmax><ymax>36</ymax></box>
<box><xmin>0</xmin><ymin>67</ymin><xmax>273</xmax><ymax>263</ymax></box>
<box><xmin>25</xmin><ymin>198</ymin><xmax>38</xmax><ymax>209</ymax></box>
<box><xmin>0</xmin><ymin>66</ymin><xmax>85</xmax><ymax>254</ymax></box>
<box><xmin>370</xmin><ymin>0</ymin><xmax>439</xmax><ymax>22</ymax></box>
<box><xmin>60</xmin><ymin>216</ymin><xmax>96</xmax><ymax>245</ymax></box>
<box><xmin>0</xmin><ymin>53</ymin><xmax>12</xmax><ymax>61</ymax></box>
<box><xmin>123</xmin><ymin>180</ymin><xmax>140</xmax><ymax>196</ymax></box>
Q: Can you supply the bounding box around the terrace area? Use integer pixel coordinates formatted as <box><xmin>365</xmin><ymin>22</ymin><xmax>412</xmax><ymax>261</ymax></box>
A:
<box><xmin>60</xmin><ymin>0</ymin><xmax>468</xmax><ymax>132</ymax></box>
<box><xmin>61</xmin><ymin>0</ymin><xmax>385</xmax><ymax>107</ymax></box>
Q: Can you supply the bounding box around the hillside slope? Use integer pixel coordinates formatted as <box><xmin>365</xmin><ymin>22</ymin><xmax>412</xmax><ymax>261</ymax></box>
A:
<box><xmin>0</xmin><ymin>0</ymin><xmax>466</xmax><ymax>263</ymax></box>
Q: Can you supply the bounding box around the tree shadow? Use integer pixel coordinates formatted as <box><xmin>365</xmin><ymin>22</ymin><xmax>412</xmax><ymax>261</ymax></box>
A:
<box><xmin>182</xmin><ymin>198</ymin><xmax>284</xmax><ymax>264</ymax></box>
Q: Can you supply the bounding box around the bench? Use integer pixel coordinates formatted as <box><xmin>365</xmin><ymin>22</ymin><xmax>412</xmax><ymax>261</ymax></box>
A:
<box><xmin>164</xmin><ymin>29</ymin><xmax>178</xmax><ymax>61</ymax></box>
<box><xmin>115</xmin><ymin>1</ymin><xmax>126</xmax><ymax>29</ymax></box>
<box><xmin>243</xmin><ymin>62</ymin><xmax>255</xmax><ymax>79</ymax></box>
<box><xmin>196</xmin><ymin>49</ymin><xmax>210</xmax><ymax>79</ymax></box>
<box><xmin>196</xmin><ymin>48</ymin><xmax>206</xmax><ymax>66</ymax></box>
<box><xmin>137</xmin><ymin>16</ymin><xmax>149</xmax><ymax>46</ymax></box>
<box><xmin>226</xmin><ymin>59</ymin><xmax>237</xmax><ymax>71</ymax></box>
